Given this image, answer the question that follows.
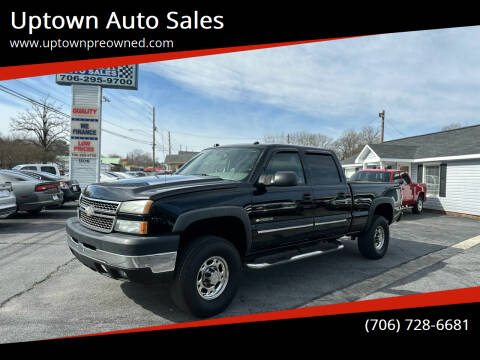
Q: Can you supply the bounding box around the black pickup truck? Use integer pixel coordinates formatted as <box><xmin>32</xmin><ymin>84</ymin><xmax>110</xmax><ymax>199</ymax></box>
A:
<box><xmin>66</xmin><ymin>144</ymin><xmax>402</xmax><ymax>317</ymax></box>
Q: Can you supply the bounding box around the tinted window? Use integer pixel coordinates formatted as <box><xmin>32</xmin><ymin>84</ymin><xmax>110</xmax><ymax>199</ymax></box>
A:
<box><xmin>304</xmin><ymin>154</ymin><xmax>341</xmax><ymax>185</ymax></box>
<box><xmin>23</xmin><ymin>172</ymin><xmax>42</xmax><ymax>180</ymax></box>
<box><xmin>264</xmin><ymin>152</ymin><xmax>305</xmax><ymax>184</ymax></box>
<box><xmin>0</xmin><ymin>172</ymin><xmax>27</xmax><ymax>181</ymax></box>
<box><xmin>23</xmin><ymin>166</ymin><xmax>37</xmax><ymax>170</ymax></box>
<box><xmin>350</xmin><ymin>171</ymin><xmax>391</xmax><ymax>182</ymax></box>
<box><xmin>41</xmin><ymin>166</ymin><xmax>56</xmax><ymax>174</ymax></box>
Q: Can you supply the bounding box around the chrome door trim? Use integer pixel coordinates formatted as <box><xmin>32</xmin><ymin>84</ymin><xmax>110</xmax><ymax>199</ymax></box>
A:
<box><xmin>257</xmin><ymin>223</ymin><xmax>313</xmax><ymax>234</ymax></box>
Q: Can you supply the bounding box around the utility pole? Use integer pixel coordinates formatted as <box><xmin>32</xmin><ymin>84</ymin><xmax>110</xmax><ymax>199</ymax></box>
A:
<box><xmin>168</xmin><ymin>131</ymin><xmax>171</xmax><ymax>155</ymax></box>
<box><xmin>152</xmin><ymin>106</ymin><xmax>156</xmax><ymax>170</ymax></box>
<box><xmin>379</xmin><ymin>110</ymin><xmax>385</xmax><ymax>143</ymax></box>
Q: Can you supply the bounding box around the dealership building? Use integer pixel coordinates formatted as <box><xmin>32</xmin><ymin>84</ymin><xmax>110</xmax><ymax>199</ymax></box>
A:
<box><xmin>341</xmin><ymin>125</ymin><xmax>480</xmax><ymax>217</ymax></box>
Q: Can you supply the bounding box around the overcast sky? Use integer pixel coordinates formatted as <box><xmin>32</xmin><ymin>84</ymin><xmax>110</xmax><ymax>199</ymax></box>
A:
<box><xmin>1</xmin><ymin>26</ymin><xmax>479</xmax><ymax>161</ymax></box>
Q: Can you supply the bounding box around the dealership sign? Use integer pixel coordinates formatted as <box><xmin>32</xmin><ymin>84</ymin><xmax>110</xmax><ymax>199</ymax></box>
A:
<box><xmin>56</xmin><ymin>65</ymin><xmax>138</xmax><ymax>90</ymax></box>
<box><xmin>70</xmin><ymin>106</ymin><xmax>99</xmax><ymax>158</ymax></box>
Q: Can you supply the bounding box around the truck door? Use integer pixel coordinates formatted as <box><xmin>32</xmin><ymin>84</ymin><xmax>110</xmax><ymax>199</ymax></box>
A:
<box><xmin>400</xmin><ymin>172</ymin><xmax>414</xmax><ymax>205</ymax></box>
<box><xmin>250</xmin><ymin>151</ymin><xmax>314</xmax><ymax>250</ymax></box>
<box><xmin>303</xmin><ymin>152</ymin><xmax>351</xmax><ymax>239</ymax></box>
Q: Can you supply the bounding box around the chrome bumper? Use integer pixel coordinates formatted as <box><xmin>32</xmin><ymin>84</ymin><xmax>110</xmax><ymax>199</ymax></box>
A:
<box><xmin>67</xmin><ymin>235</ymin><xmax>177</xmax><ymax>274</ymax></box>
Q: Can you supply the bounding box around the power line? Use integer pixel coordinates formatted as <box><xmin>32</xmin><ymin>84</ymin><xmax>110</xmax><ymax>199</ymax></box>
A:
<box><xmin>102</xmin><ymin>128</ymin><xmax>152</xmax><ymax>145</ymax></box>
<box><xmin>0</xmin><ymin>84</ymin><xmax>152</xmax><ymax>146</ymax></box>
<box><xmin>388</xmin><ymin>119</ymin><xmax>407</xmax><ymax>138</ymax></box>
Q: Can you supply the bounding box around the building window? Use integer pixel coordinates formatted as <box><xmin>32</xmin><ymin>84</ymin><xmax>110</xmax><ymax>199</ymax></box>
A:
<box><xmin>425</xmin><ymin>165</ymin><xmax>440</xmax><ymax>196</ymax></box>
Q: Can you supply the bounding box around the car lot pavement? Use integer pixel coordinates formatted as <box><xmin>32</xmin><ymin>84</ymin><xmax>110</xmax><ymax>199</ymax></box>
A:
<box><xmin>0</xmin><ymin>206</ymin><xmax>479</xmax><ymax>343</ymax></box>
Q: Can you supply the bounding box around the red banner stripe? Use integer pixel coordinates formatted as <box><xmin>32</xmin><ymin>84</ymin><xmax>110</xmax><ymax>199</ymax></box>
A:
<box><xmin>54</xmin><ymin>286</ymin><xmax>480</xmax><ymax>340</ymax></box>
<box><xmin>0</xmin><ymin>36</ymin><xmax>362</xmax><ymax>81</ymax></box>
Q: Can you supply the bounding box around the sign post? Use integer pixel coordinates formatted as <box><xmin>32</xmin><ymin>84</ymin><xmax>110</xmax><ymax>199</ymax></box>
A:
<box><xmin>56</xmin><ymin>65</ymin><xmax>138</xmax><ymax>188</ymax></box>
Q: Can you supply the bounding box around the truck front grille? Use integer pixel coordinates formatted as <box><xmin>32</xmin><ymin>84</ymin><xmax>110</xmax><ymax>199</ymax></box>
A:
<box><xmin>80</xmin><ymin>196</ymin><xmax>120</xmax><ymax>215</ymax></box>
<box><xmin>78</xmin><ymin>196</ymin><xmax>120</xmax><ymax>233</ymax></box>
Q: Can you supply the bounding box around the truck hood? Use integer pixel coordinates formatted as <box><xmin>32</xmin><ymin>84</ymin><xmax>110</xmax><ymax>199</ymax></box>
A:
<box><xmin>83</xmin><ymin>175</ymin><xmax>241</xmax><ymax>202</ymax></box>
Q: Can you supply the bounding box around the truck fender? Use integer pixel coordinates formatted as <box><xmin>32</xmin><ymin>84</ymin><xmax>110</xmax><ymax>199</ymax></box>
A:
<box><xmin>172</xmin><ymin>206</ymin><xmax>253</xmax><ymax>253</ymax></box>
<box><xmin>365</xmin><ymin>197</ymin><xmax>395</xmax><ymax>230</ymax></box>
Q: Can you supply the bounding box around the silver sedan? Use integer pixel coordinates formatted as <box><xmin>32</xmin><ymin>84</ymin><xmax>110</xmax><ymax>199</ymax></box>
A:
<box><xmin>0</xmin><ymin>170</ymin><xmax>63</xmax><ymax>215</ymax></box>
<box><xmin>0</xmin><ymin>181</ymin><xmax>16</xmax><ymax>217</ymax></box>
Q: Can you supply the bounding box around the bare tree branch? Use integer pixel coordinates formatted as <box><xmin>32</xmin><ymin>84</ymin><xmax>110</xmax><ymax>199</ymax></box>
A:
<box><xmin>10</xmin><ymin>96</ymin><xmax>69</xmax><ymax>162</ymax></box>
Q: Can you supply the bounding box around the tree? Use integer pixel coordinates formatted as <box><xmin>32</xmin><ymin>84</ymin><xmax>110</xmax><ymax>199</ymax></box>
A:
<box><xmin>264</xmin><ymin>131</ymin><xmax>334</xmax><ymax>149</ymax></box>
<box><xmin>333</xmin><ymin>125</ymin><xmax>381</xmax><ymax>160</ymax></box>
<box><xmin>441</xmin><ymin>123</ymin><xmax>463</xmax><ymax>131</ymax></box>
<box><xmin>127</xmin><ymin>149</ymin><xmax>154</xmax><ymax>168</ymax></box>
<box><xmin>10</xmin><ymin>97</ymin><xmax>69</xmax><ymax>162</ymax></box>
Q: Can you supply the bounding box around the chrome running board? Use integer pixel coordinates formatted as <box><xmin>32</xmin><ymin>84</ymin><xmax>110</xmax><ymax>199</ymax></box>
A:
<box><xmin>246</xmin><ymin>242</ymin><xmax>344</xmax><ymax>269</ymax></box>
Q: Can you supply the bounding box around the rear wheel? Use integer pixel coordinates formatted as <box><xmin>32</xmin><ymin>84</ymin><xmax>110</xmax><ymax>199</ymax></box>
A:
<box><xmin>27</xmin><ymin>207</ymin><xmax>43</xmax><ymax>215</ymax></box>
<box><xmin>358</xmin><ymin>215</ymin><xmax>389</xmax><ymax>259</ymax></box>
<box><xmin>413</xmin><ymin>196</ymin><xmax>423</xmax><ymax>214</ymax></box>
<box><xmin>171</xmin><ymin>236</ymin><xmax>241</xmax><ymax>318</ymax></box>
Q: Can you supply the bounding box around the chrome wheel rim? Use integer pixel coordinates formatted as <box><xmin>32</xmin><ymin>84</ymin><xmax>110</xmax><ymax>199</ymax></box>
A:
<box><xmin>417</xmin><ymin>199</ymin><xmax>423</xmax><ymax>211</ymax></box>
<box><xmin>374</xmin><ymin>226</ymin><xmax>385</xmax><ymax>250</ymax></box>
<box><xmin>196</xmin><ymin>256</ymin><xmax>229</xmax><ymax>300</ymax></box>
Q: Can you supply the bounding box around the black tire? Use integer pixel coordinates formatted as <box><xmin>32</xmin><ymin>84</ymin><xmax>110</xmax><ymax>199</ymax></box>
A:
<box><xmin>412</xmin><ymin>196</ymin><xmax>424</xmax><ymax>214</ymax></box>
<box><xmin>171</xmin><ymin>236</ymin><xmax>242</xmax><ymax>318</ymax></box>
<box><xmin>358</xmin><ymin>215</ymin><xmax>389</xmax><ymax>260</ymax></box>
<box><xmin>27</xmin><ymin>208</ymin><xmax>43</xmax><ymax>215</ymax></box>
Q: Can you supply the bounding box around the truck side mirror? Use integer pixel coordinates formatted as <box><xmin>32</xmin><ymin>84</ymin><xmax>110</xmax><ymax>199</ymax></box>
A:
<box><xmin>273</xmin><ymin>171</ymin><xmax>298</xmax><ymax>186</ymax></box>
<box><xmin>257</xmin><ymin>171</ymin><xmax>298</xmax><ymax>188</ymax></box>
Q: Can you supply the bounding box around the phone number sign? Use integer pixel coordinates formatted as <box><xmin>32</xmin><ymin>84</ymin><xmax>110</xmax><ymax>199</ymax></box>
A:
<box><xmin>56</xmin><ymin>65</ymin><xmax>138</xmax><ymax>90</ymax></box>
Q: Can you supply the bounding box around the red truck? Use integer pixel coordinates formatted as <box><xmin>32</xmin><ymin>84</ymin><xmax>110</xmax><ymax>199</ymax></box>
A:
<box><xmin>350</xmin><ymin>169</ymin><xmax>427</xmax><ymax>214</ymax></box>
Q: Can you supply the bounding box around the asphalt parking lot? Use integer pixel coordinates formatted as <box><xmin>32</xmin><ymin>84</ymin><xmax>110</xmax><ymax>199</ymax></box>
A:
<box><xmin>1</xmin><ymin>204</ymin><xmax>480</xmax><ymax>343</ymax></box>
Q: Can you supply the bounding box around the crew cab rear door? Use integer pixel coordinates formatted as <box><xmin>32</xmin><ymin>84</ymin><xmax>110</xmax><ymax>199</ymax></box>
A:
<box><xmin>303</xmin><ymin>151</ymin><xmax>351</xmax><ymax>239</ymax></box>
<box><xmin>250</xmin><ymin>150</ymin><xmax>314</xmax><ymax>250</ymax></box>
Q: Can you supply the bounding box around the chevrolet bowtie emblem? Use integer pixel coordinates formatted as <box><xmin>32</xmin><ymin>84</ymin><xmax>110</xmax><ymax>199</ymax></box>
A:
<box><xmin>85</xmin><ymin>206</ymin><xmax>95</xmax><ymax>217</ymax></box>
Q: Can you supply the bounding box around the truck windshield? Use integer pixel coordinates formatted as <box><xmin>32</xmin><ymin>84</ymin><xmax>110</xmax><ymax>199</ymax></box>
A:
<box><xmin>176</xmin><ymin>148</ymin><xmax>261</xmax><ymax>181</ymax></box>
<box><xmin>350</xmin><ymin>171</ymin><xmax>391</xmax><ymax>182</ymax></box>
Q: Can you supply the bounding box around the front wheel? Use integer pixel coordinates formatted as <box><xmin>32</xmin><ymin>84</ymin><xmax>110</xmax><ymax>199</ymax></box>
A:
<box><xmin>358</xmin><ymin>215</ymin><xmax>389</xmax><ymax>260</ymax></box>
<box><xmin>170</xmin><ymin>236</ymin><xmax>241</xmax><ymax>318</ymax></box>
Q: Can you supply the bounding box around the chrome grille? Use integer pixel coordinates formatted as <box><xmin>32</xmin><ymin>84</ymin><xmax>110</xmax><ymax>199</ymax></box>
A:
<box><xmin>78</xmin><ymin>196</ymin><xmax>120</xmax><ymax>233</ymax></box>
<box><xmin>80</xmin><ymin>196</ymin><xmax>120</xmax><ymax>214</ymax></box>
<box><xmin>79</xmin><ymin>208</ymin><xmax>115</xmax><ymax>233</ymax></box>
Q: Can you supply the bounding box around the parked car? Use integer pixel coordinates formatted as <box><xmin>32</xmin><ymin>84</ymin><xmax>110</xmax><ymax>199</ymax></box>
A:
<box><xmin>350</xmin><ymin>169</ymin><xmax>427</xmax><ymax>214</ymax></box>
<box><xmin>66</xmin><ymin>143</ymin><xmax>402</xmax><ymax>317</ymax></box>
<box><xmin>126</xmin><ymin>171</ymin><xmax>147</xmax><ymax>177</ymax></box>
<box><xmin>19</xmin><ymin>170</ymin><xmax>81</xmax><ymax>203</ymax></box>
<box><xmin>0</xmin><ymin>170</ymin><xmax>63</xmax><ymax>214</ymax></box>
<box><xmin>100</xmin><ymin>172</ymin><xmax>119</xmax><ymax>183</ymax></box>
<box><xmin>0</xmin><ymin>181</ymin><xmax>17</xmax><ymax>217</ymax></box>
<box><xmin>12</xmin><ymin>163</ymin><xmax>62</xmax><ymax>177</ymax></box>
<box><xmin>107</xmin><ymin>172</ymin><xmax>135</xmax><ymax>180</ymax></box>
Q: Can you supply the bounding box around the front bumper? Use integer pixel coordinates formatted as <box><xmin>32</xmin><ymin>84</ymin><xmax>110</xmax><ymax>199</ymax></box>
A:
<box><xmin>0</xmin><ymin>205</ymin><xmax>16</xmax><ymax>217</ymax></box>
<box><xmin>66</xmin><ymin>217</ymin><xmax>179</xmax><ymax>280</ymax></box>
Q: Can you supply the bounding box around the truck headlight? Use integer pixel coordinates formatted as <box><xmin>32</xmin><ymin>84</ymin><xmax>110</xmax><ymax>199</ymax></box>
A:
<box><xmin>119</xmin><ymin>200</ymin><xmax>153</xmax><ymax>215</ymax></box>
<box><xmin>114</xmin><ymin>219</ymin><xmax>148</xmax><ymax>235</ymax></box>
